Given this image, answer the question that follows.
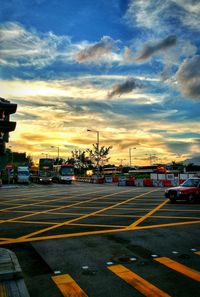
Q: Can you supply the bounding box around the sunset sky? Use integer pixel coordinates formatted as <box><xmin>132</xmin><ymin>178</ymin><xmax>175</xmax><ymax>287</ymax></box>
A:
<box><xmin>1</xmin><ymin>0</ymin><xmax>200</xmax><ymax>165</ymax></box>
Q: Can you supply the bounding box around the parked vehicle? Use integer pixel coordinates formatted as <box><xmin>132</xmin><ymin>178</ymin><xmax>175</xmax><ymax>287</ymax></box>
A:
<box><xmin>30</xmin><ymin>158</ymin><xmax>53</xmax><ymax>184</ymax></box>
<box><xmin>165</xmin><ymin>177</ymin><xmax>200</xmax><ymax>203</ymax></box>
<box><xmin>52</xmin><ymin>164</ymin><xmax>75</xmax><ymax>184</ymax></box>
<box><xmin>16</xmin><ymin>166</ymin><xmax>30</xmax><ymax>183</ymax></box>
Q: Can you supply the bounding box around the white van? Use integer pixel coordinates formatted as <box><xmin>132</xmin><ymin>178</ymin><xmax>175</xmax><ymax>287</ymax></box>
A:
<box><xmin>17</xmin><ymin>166</ymin><xmax>30</xmax><ymax>183</ymax></box>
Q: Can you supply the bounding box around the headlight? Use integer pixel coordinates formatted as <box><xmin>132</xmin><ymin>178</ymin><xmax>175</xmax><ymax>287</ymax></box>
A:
<box><xmin>165</xmin><ymin>189</ymin><xmax>168</xmax><ymax>193</ymax></box>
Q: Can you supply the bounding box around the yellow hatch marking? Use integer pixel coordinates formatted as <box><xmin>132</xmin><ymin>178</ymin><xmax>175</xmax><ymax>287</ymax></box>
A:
<box><xmin>127</xmin><ymin>199</ymin><xmax>169</xmax><ymax>229</ymax></box>
<box><xmin>52</xmin><ymin>274</ymin><xmax>88</xmax><ymax>297</ymax></box>
<box><xmin>0</xmin><ymin>219</ymin><xmax>199</xmax><ymax>246</ymax></box>
<box><xmin>0</xmin><ymin>188</ymin><xmax>132</xmax><ymax>225</ymax></box>
<box><xmin>18</xmin><ymin>189</ymin><xmax>159</xmax><ymax>239</ymax></box>
<box><xmin>155</xmin><ymin>257</ymin><xmax>200</xmax><ymax>282</ymax></box>
<box><xmin>108</xmin><ymin>264</ymin><xmax>171</xmax><ymax>297</ymax></box>
<box><xmin>194</xmin><ymin>251</ymin><xmax>200</xmax><ymax>255</ymax></box>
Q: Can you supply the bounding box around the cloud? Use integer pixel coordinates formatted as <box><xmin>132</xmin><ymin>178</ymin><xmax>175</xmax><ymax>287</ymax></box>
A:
<box><xmin>125</xmin><ymin>0</ymin><xmax>200</xmax><ymax>31</ymax></box>
<box><xmin>74</xmin><ymin>36</ymin><xmax>118</xmax><ymax>64</ymax></box>
<box><xmin>176</xmin><ymin>55</ymin><xmax>200</xmax><ymax>99</ymax></box>
<box><xmin>0</xmin><ymin>22</ymin><xmax>81</xmax><ymax>68</ymax></box>
<box><xmin>107</xmin><ymin>78</ymin><xmax>142</xmax><ymax>98</ymax></box>
<box><xmin>136</xmin><ymin>35</ymin><xmax>177</xmax><ymax>61</ymax></box>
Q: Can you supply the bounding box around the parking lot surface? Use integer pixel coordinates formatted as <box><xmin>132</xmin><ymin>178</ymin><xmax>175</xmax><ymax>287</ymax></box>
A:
<box><xmin>0</xmin><ymin>182</ymin><xmax>200</xmax><ymax>296</ymax></box>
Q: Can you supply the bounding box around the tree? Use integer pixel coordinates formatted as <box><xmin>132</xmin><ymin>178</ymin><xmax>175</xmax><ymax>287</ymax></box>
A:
<box><xmin>87</xmin><ymin>144</ymin><xmax>112</xmax><ymax>168</ymax></box>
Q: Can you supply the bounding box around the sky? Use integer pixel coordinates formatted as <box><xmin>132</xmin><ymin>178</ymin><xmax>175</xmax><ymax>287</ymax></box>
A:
<box><xmin>1</xmin><ymin>0</ymin><xmax>200</xmax><ymax>165</ymax></box>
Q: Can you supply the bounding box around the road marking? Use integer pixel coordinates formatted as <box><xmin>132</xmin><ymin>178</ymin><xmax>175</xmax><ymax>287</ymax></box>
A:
<box><xmin>18</xmin><ymin>189</ymin><xmax>159</xmax><ymax>239</ymax></box>
<box><xmin>0</xmin><ymin>189</ymin><xmax>132</xmax><ymax>225</ymax></box>
<box><xmin>52</xmin><ymin>274</ymin><xmax>88</xmax><ymax>297</ymax></box>
<box><xmin>127</xmin><ymin>199</ymin><xmax>169</xmax><ymax>229</ymax></box>
<box><xmin>0</xmin><ymin>220</ymin><xmax>200</xmax><ymax>245</ymax></box>
<box><xmin>0</xmin><ymin>188</ymin><xmax>112</xmax><ymax>213</ymax></box>
<box><xmin>135</xmin><ymin>220</ymin><xmax>200</xmax><ymax>230</ymax></box>
<box><xmin>194</xmin><ymin>251</ymin><xmax>200</xmax><ymax>255</ymax></box>
<box><xmin>155</xmin><ymin>257</ymin><xmax>200</xmax><ymax>282</ymax></box>
<box><xmin>108</xmin><ymin>264</ymin><xmax>171</xmax><ymax>297</ymax></box>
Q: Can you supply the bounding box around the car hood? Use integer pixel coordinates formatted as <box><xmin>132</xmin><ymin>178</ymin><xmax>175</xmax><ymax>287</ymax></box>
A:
<box><xmin>167</xmin><ymin>186</ymin><xmax>197</xmax><ymax>191</ymax></box>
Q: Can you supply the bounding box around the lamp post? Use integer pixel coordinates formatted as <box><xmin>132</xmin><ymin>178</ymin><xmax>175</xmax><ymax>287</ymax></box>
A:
<box><xmin>9</xmin><ymin>146</ymin><xmax>13</xmax><ymax>164</ymax></box>
<box><xmin>146</xmin><ymin>154</ymin><xmax>156</xmax><ymax>165</ymax></box>
<box><xmin>87</xmin><ymin>129</ymin><xmax>100</xmax><ymax>174</ymax></box>
<box><xmin>129</xmin><ymin>147</ymin><xmax>136</xmax><ymax>167</ymax></box>
<box><xmin>117</xmin><ymin>158</ymin><xmax>126</xmax><ymax>166</ymax></box>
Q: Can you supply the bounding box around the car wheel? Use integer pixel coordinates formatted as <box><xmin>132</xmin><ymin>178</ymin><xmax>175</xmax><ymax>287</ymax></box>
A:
<box><xmin>187</xmin><ymin>194</ymin><xmax>196</xmax><ymax>204</ymax></box>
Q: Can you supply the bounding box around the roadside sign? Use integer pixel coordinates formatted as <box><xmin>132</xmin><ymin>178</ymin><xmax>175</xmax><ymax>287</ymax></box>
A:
<box><xmin>6</xmin><ymin>164</ymin><xmax>13</xmax><ymax>169</ymax></box>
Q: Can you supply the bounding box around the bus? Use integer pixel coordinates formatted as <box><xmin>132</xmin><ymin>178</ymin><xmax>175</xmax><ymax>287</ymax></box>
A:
<box><xmin>53</xmin><ymin>164</ymin><xmax>75</xmax><ymax>184</ymax></box>
<box><xmin>30</xmin><ymin>158</ymin><xmax>54</xmax><ymax>183</ymax></box>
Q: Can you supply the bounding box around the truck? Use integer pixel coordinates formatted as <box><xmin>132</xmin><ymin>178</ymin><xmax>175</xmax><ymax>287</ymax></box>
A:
<box><xmin>16</xmin><ymin>166</ymin><xmax>30</xmax><ymax>184</ymax></box>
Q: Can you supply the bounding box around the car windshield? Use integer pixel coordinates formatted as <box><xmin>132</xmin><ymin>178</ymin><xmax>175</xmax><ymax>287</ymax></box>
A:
<box><xmin>182</xmin><ymin>178</ymin><xmax>200</xmax><ymax>187</ymax></box>
<box><xmin>18</xmin><ymin>171</ymin><xmax>29</xmax><ymax>176</ymax></box>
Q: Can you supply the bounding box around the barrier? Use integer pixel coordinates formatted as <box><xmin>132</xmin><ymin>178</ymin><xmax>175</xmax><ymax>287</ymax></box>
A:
<box><xmin>162</xmin><ymin>180</ymin><xmax>172</xmax><ymax>187</ymax></box>
<box><xmin>75</xmin><ymin>175</ymin><xmax>192</xmax><ymax>188</ymax></box>
<box><xmin>126</xmin><ymin>176</ymin><xmax>135</xmax><ymax>186</ymax></box>
<box><xmin>143</xmin><ymin>178</ymin><xmax>153</xmax><ymax>187</ymax></box>
<box><xmin>112</xmin><ymin>176</ymin><xmax>119</xmax><ymax>183</ymax></box>
<box><xmin>118</xmin><ymin>176</ymin><xmax>126</xmax><ymax>186</ymax></box>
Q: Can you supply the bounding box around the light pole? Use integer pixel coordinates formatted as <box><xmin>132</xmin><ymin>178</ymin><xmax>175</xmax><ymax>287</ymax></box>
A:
<box><xmin>117</xmin><ymin>158</ymin><xmax>126</xmax><ymax>166</ymax></box>
<box><xmin>87</xmin><ymin>129</ymin><xmax>100</xmax><ymax>174</ymax></box>
<box><xmin>146</xmin><ymin>154</ymin><xmax>156</xmax><ymax>165</ymax></box>
<box><xmin>9</xmin><ymin>146</ymin><xmax>13</xmax><ymax>164</ymax></box>
<box><xmin>51</xmin><ymin>146</ymin><xmax>59</xmax><ymax>159</ymax></box>
<box><xmin>129</xmin><ymin>147</ymin><xmax>136</xmax><ymax>167</ymax></box>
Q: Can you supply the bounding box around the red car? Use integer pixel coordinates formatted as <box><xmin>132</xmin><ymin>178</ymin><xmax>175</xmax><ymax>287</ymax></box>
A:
<box><xmin>165</xmin><ymin>178</ymin><xmax>200</xmax><ymax>203</ymax></box>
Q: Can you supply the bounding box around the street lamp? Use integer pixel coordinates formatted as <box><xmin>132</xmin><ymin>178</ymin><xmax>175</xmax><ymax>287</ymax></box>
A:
<box><xmin>117</xmin><ymin>158</ymin><xmax>126</xmax><ymax>166</ymax></box>
<box><xmin>87</xmin><ymin>129</ymin><xmax>100</xmax><ymax>174</ymax></box>
<box><xmin>129</xmin><ymin>147</ymin><xmax>136</xmax><ymax>167</ymax></box>
<box><xmin>51</xmin><ymin>146</ymin><xmax>60</xmax><ymax>159</ymax></box>
<box><xmin>146</xmin><ymin>154</ymin><xmax>157</xmax><ymax>165</ymax></box>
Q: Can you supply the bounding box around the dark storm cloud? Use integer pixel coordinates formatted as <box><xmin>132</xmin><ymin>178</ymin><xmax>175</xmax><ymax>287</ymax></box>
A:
<box><xmin>74</xmin><ymin>36</ymin><xmax>116</xmax><ymax>63</ymax></box>
<box><xmin>136</xmin><ymin>35</ymin><xmax>177</xmax><ymax>61</ymax></box>
<box><xmin>166</xmin><ymin>141</ymin><xmax>192</xmax><ymax>154</ymax></box>
<box><xmin>107</xmin><ymin>78</ymin><xmax>141</xmax><ymax>98</ymax></box>
<box><xmin>176</xmin><ymin>55</ymin><xmax>200</xmax><ymax>99</ymax></box>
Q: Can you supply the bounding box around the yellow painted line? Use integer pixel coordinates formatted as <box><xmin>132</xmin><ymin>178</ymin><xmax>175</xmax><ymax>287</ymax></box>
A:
<box><xmin>155</xmin><ymin>257</ymin><xmax>200</xmax><ymax>282</ymax></box>
<box><xmin>0</xmin><ymin>189</ymin><xmax>132</xmax><ymax>225</ymax></box>
<box><xmin>135</xmin><ymin>220</ymin><xmax>200</xmax><ymax>230</ymax></box>
<box><xmin>108</xmin><ymin>264</ymin><xmax>171</xmax><ymax>297</ymax></box>
<box><xmin>127</xmin><ymin>199</ymin><xmax>169</xmax><ymax>229</ymax></box>
<box><xmin>0</xmin><ymin>283</ymin><xmax>7</xmax><ymax>297</ymax></box>
<box><xmin>52</xmin><ymin>274</ymin><xmax>88</xmax><ymax>297</ymax></box>
<box><xmin>9</xmin><ymin>220</ymin><xmax>57</xmax><ymax>225</ymax></box>
<box><xmin>0</xmin><ymin>188</ymin><xmax>111</xmax><ymax>213</ymax></box>
<box><xmin>18</xmin><ymin>189</ymin><xmax>159</xmax><ymax>239</ymax></box>
<box><xmin>69</xmin><ymin>222</ymin><xmax>126</xmax><ymax>228</ymax></box>
<box><xmin>1</xmin><ymin>219</ymin><xmax>200</xmax><ymax>246</ymax></box>
<box><xmin>194</xmin><ymin>251</ymin><xmax>200</xmax><ymax>255</ymax></box>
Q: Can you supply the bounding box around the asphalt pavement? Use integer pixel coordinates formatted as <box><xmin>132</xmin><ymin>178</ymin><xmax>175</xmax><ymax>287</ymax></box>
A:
<box><xmin>0</xmin><ymin>182</ymin><xmax>200</xmax><ymax>297</ymax></box>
